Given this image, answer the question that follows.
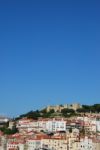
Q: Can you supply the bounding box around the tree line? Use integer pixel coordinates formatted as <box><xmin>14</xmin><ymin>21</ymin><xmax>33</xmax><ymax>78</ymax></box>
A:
<box><xmin>15</xmin><ymin>104</ymin><xmax>100</xmax><ymax>120</ymax></box>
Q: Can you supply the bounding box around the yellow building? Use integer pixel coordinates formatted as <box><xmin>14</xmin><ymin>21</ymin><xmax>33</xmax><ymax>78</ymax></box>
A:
<box><xmin>42</xmin><ymin>138</ymin><xmax>68</xmax><ymax>150</ymax></box>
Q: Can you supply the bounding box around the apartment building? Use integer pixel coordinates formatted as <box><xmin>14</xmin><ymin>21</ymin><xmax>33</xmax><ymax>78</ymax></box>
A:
<box><xmin>7</xmin><ymin>141</ymin><xmax>26</xmax><ymax>150</ymax></box>
<box><xmin>26</xmin><ymin>138</ymin><xmax>41</xmax><ymax>150</ymax></box>
<box><xmin>17</xmin><ymin>118</ymin><xmax>66</xmax><ymax>133</ymax></box>
<box><xmin>45</xmin><ymin>118</ymin><xmax>66</xmax><ymax>132</ymax></box>
<box><xmin>73</xmin><ymin>136</ymin><xmax>100</xmax><ymax>150</ymax></box>
<box><xmin>41</xmin><ymin>137</ymin><xmax>68</xmax><ymax>150</ymax></box>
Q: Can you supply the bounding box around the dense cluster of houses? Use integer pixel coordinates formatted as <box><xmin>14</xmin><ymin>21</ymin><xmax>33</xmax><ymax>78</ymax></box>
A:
<box><xmin>0</xmin><ymin>114</ymin><xmax>100</xmax><ymax>150</ymax></box>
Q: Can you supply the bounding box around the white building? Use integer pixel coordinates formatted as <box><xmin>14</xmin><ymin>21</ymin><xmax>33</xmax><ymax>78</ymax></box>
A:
<box><xmin>26</xmin><ymin>138</ymin><xmax>41</xmax><ymax>150</ymax></box>
<box><xmin>96</xmin><ymin>120</ymin><xmax>100</xmax><ymax>132</ymax></box>
<box><xmin>17</xmin><ymin>118</ymin><xmax>66</xmax><ymax>133</ymax></box>
<box><xmin>73</xmin><ymin>136</ymin><xmax>98</xmax><ymax>150</ymax></box>
<box><xmin>45</xmin><ymin>118</ymin><xmax>66</xmax><ymax>132</ymax></box>
<box><xmin>7</xmin><ymin>142</ymin><xmax>19</xmax><ymax>150</ymax></box>
<box><xmin>0</xmin><ymin>116</ymin><xmax>9</xmax><ymax>123</ymax></box>
<box><xmin>7</xmin><ymin>141</ymin><xmax>25</xmax><ymax>150</ymax></box>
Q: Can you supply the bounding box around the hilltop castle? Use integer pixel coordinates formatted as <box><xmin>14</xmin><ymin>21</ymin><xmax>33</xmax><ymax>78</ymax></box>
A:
<box><xmin>45</xmin><ymin>103</ymin><xmax>82</xmax><ymax>112</ymax></box>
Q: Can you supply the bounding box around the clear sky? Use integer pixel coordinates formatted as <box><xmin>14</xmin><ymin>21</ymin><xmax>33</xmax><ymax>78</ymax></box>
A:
<box><xmin>0</xmin><ymin>0</ymin><xmax>100</xmax><ymax>117</ymax></box>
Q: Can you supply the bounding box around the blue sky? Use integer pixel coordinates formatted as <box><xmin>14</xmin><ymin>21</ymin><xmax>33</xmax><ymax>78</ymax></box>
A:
<box><xmin>0</xmin><ymin>0</ymin><xmax>100</xmax><ymax>117</ymax></box>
